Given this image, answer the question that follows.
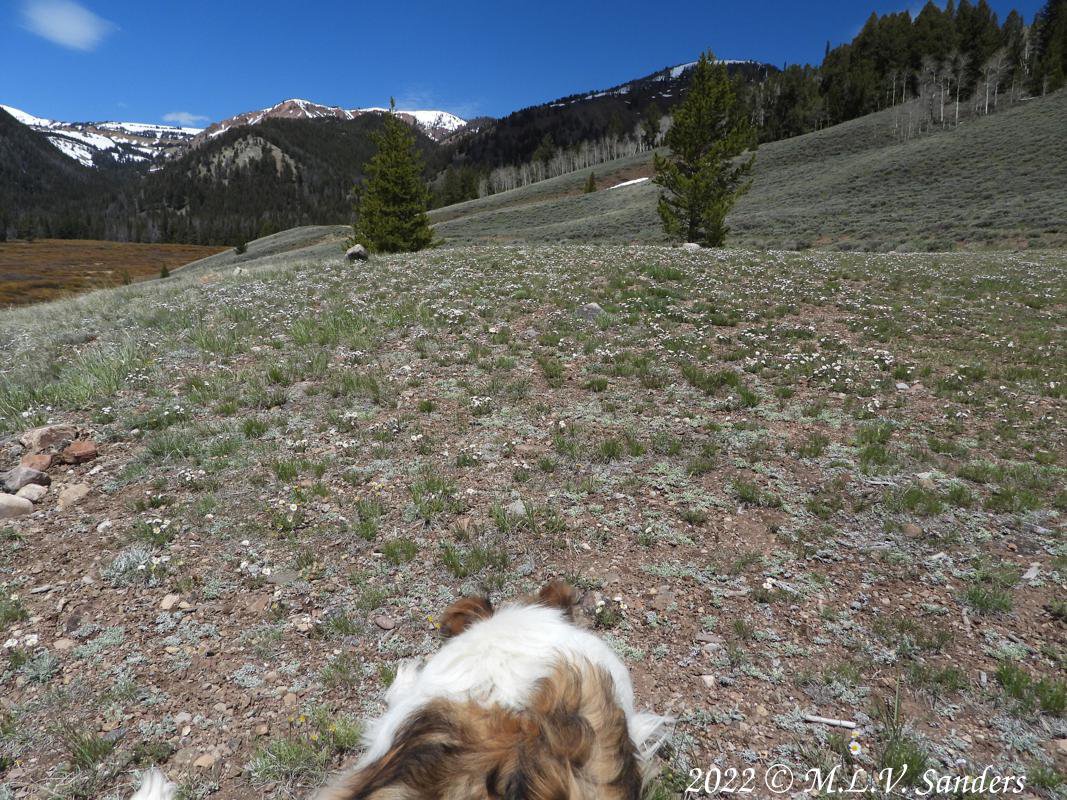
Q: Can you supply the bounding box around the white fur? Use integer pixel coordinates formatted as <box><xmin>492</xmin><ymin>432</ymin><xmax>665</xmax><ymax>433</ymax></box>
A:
<box><xmin>358</xmin><ymin>602</ymin><xmax>672</xmax><ymax>766</ymax></box>
<box><xmin>129</xmin><ymin>768</ymin><xmax>177</xmax><ymax>800</ymax></box>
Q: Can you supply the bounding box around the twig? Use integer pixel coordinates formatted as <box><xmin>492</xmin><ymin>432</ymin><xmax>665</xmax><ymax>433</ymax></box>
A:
<box><xmin>803</xmin><ymin>714</ymin><xmax>857</xmax><ymax>729</ymax></box>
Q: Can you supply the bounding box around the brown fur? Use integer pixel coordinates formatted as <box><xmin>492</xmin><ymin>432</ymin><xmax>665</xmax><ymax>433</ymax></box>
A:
<box><xmin>439</xmin><ymin>596</ymin><xmax>494</xmax><ymax>638</ymax></box>
<box><xmin>536</xmin><ymin>581</ymin><xmax>577</xmax><ymax>619</ymax></box>
<box><xmin>318</xmin><ymin>662</ymin><xmax>641</xmax><ymax>800</ymax></box>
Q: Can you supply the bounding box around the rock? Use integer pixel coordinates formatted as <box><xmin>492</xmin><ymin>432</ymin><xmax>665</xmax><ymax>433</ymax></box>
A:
<box><xmin>160</xmin><ymin>594</ymin><xmax>180</xmax><ymax>611</ymax></box>
<box><xmin>895</xmin><ymin>382</ymin><xmax>910</xmax><ymax>391</ymax></box>
<box><xmin>681</xmin><ymin>242</ymin><xmax>702</xmax><ymax>252</ymax></box>
<box><xmin>20</xmin><ymin>453</ymin><xmax>53</xmax><ymax>472</ymax></box>
<box><xmin>651</xmin><ymin>586</ymin><xmax>675</xmax><ymax>612</ymax></box>
<box><xmin>174</xmin><ymin>712</ymin><xmax>193</xmax><ymax>725</ymax></box>
<box><xmin>373</xmin><ymin>614</ymin><xmax>396</xmax><ymax>631</ymax></box>
<box><xmin>193</xmin><ymin>753</ymin><xmax>217</xmax><ymax>769</ymax></box>
<box><xmin>15</xmin><ymin>484</ymin><xmax>48</xmax><ymax>503</ymax></box>
<box><xmin>345</xmin><ymin>244</ymin><xmax>369</xmax><ymax>261</ymax></box>
<box><xmin>505</xmin><ymin>498</ymin><xmax>527</xmax><ymax>519</ymax></box>
<box><xmin>282</xmin><ymin>692</ymin><xmax>298</xmax><ymax>708</ymax></box>
<box><xmin>53</xmin><ymin>638</ymin><xmax>75</xmax><ymax>650</ymax></box>
<box><xmin>1055</xmin><ymin>738</ymin><xmax>1067</xmax><ymax>757</ymax></box>
<box><xmin>57</xmin><ymin>483</ymin><xmax>90</xmax><ymax>509</ymax></box>
<box><xmin>2</xmin><ymin>465</ymin><xmax>50</xmax><ymax>493</ymax></box>
<box><xmin>0</xmin><ymin>495</ymin><xmax>33</xmax><ymax>519</ymax></box>
<box><xmin>20</xmin><ymin>424</ymin><xmax>78</xmax><ymax>454</ymax></box>
<box><xmin>901</xmin><ymin>523</ymin><xmax>923</xmax><ymax>539</ymax></box>
<box><xmin>701</xmin><ymin>674</ymin><xmax>716</xmax><ymax>689</ymax></box>
<box><xmin>1021</xmin><ymin>563</ymin><xmax>1040</xmax><ymax>581</ymax></box>
<box><xmin>59</xmin><ymin>440</ymin><xmax>98</xmax><ymax>464</ymax></box>
<box><xmin>576</xmin><ymin>302</ymin><xmax>604</xmax><ymax>322</ymax></box>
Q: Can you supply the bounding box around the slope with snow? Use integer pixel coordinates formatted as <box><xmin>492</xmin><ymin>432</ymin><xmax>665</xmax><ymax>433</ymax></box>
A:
<box><xmin>198</xmin><ymin>99</ymin><xmax>466</xmax><ymax>143</ymax></box>
<box><xmin>1</xmin><ymin>104</ymin><xmax>200</xmax><ymax>167</ymax></box>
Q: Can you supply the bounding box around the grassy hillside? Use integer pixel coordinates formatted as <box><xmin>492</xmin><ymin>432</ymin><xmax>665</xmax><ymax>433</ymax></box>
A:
<box><xmin>0</xmin><ymin>237</ymin><xmax>1063</xmax><ymax>797</ymax></box>
<box><xmin>431</xmin><ymin>89</ymin><xmax>1067</xmax><ymax>251</ymax></box>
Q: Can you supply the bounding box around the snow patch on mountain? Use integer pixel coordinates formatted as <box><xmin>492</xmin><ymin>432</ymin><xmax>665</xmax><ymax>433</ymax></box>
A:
<box><xmin>2</xmin><ymin>103</ymin><xmax>201</xmax><ymax>166</ymax></box>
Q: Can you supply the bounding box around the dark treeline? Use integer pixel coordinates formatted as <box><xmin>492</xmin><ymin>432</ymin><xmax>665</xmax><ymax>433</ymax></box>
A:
<box><xmin>752</xmin><ymin>0</ymin><xmax>1067</xmax><ymax>141</ymax></box>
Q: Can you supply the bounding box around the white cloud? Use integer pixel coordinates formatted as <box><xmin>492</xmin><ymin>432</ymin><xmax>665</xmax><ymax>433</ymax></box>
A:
<box><xmin>162</xmin><ymin>111</ymin><xmax>209</xmax><ymax>127</ymax></box>
<box><xmin>20</xmin><ymin>0</ymin><xmax>116</xmax><ymax>51</ymax></box>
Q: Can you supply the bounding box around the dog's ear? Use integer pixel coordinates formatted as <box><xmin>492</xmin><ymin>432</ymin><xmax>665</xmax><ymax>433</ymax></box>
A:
<box><xmin>440</xmin><ymin>596</ymin><xmax>493</xmax><ymax>638</ymax></box>
<box><xmin>537</xmin><ymin>580</ymin><xmax>576</xmax><ymax>619</ymax></box>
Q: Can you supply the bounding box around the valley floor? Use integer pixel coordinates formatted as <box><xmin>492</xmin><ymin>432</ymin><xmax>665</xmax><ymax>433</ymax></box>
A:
<box><xmin>0</xmin><ymin>242</ymin><xmax>1064</xmax><ymax>798</ymax></box>
<box><xmin>0</xmin><ymin>240</ymin><xmax>227</xmax><ymax>307</ymax></box>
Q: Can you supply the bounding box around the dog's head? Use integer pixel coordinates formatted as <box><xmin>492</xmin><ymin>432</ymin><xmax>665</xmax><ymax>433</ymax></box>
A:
<box><xmin>318</xmin><ymin>580</ymin><xmax>669</xmax><ymax>800</ymax></box>
<box><xmin>439</xmin><ymin>579</ymin><xmax>577</xmax><ymax>639</ymax></box>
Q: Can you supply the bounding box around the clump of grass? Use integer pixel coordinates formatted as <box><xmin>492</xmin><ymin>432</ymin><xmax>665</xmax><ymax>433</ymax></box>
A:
<box><xmin>439</xmin><ymin>543</ymin><xmax>508</xmax><ymax>579</ymax></box>
<box><xmin>795</xmin><ymin>432</ymin><xmax>829</xmax><ymax>459</ymax></box>
<box><xmin>884</xmin><ymin>484</ymin><xmax>944</xmax><ymax>516</ymax></box>
<box><xmin>55</xmin><ymin>722</ymin><xmax>116</xmax><ymax>771</ymax></box>
<box><xmin>0</xmin><ymin>594</ymin><xmax>28</xmax><ymax>626</ymax></box>
<box><xmin>537</xmin><ymin>355</ymin><xmax>564</xmax><ymax>387</ymax></box>
<box><xmin>873</xmin><ymin>691</ymin><xmax>928</xmax><ymax>788</ymax></box>
<box><xmin>995</xmin><ymin>663</ymin><xmax>1066</xmax><ymax>715</ymax></box>
<box><xmin>381</xmin><ymin>537</ymin><xmax>418</xmax><ymax>564</ymax></box>
<box><xmin>961</xmin><ymin>556</ymin><xmax>1018</xmax><ymax>615</ymax></box>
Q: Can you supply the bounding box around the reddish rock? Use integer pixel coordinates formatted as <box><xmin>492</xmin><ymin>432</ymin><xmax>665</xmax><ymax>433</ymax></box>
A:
<box><xmin>59</xmin><ymin>440</ymin><xmax>98</xmax><ymax>464</ymax></box>
<box><xmin>20</xmin><ymin>453</ymin><xmax>53</xmax><ymax>472</ymax></box>
<box><xmin>20</xmin><ymin>424</ymin><xmax>78</xmax><ymax>454</ymax></box>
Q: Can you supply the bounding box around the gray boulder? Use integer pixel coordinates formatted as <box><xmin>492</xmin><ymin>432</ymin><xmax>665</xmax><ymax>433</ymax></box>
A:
<box><xmin>681</xmin><ymin>242</ymin><xmax>702</xmax><ymax>252</ymax></box>
<box><xmin>346</xmin><ymin>244</ymin><xmax>369</xmax><ymax>262</ymax></box>
<box><xmin>577</xmin><ymin>302</ymin><xmax>605</xmax><ymax>322</ymax></box>
<box><xmin>2</xmin><ymin>465</ymin><xmax>50</xmax><ymax>494</ymax></box>
<box><xmin>0</xmin><ymin>494</ymin><xmax>33</xmax><ymax>519</ymax></box>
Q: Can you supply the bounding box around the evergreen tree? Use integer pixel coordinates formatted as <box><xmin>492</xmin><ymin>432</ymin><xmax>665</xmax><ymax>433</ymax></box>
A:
<box><xmin>653</xmin><ymin>52</ymin><xmax>756</xmax><ymax>247</ymax></box>
<box><xmin>352</xmin><ymin>99</ymin><xmax>434</xmax><ymax>253</ymax></box>
<box><xmin>584</xmin><ymin>172</ymin><xmax>596</xmax><ymax>193</ymax></box>
<box><xmin>1032</xmin><ymin>0</ymin><xmax>1067</xmax><ymax>93</ymax></box>
<box><xmin>641</xmin><ymin>103</ymin><xmax>662</xmax><ymax>148</ymax></box>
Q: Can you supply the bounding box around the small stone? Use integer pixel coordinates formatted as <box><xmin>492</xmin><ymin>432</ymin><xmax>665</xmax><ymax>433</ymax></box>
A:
<box><xmin>374</xmin><ymin>615</ymin><xmax>396</xmax><ymax>631</ymax></box>
<box><xmin>345</xmin><ymin>243</ymin><xmax>369</xmax><ymax>261</ymax></box>
<box><xmin>895</xmin><ymin>382</ymin><xmax>910</xmax><ymax>391</ymax></box>
<box><xmin>160</xmin><ymin>594</ymin><xmax>180</xmax><ymax>611</ymax></box>
<box><xmin>681</xmin><ymin>242</ymin><xmax>702</xmax><ymax>252</ymax></box>
<box><xmin>2</xmin><ymin>465</ymin><xmax>50</xmax><ymax>493</ymax></box>
<box><xmin>193</xmin><ymin>753</ymin><xmax>217</xmax><ymax>769</ymax></box>
<box><xmin>58</xmin><ymin>483</ymin><xmax>90</xmax><ymax>508</ymax></box>
<box><xmin>701</xmin><ymin>675</ymin><xmax>716</xmax><ymax>689</ymax></box>
<box><xmin>901</xmin><ymin>523</ymin><xmax>923</xmax><ymax>538</ymax></box>
<box><xmin>174</xmin><ymin>712</ymin><xmax>193</xmax><ymax>725</ymax></box>
<box><xmin>59</xmin><ymin>440</ymin><xmax>98</xmax><ymax>464</ymax></box>
<box><xmin>0</xmin><ymin>494</ymin><xmax>33</xmax><ymax>519</ymax></box>
<box><xmin>16</xmin><ymin>483</ymin><xmax>48</xmax><ymax>503</ymax></box>
<box><xmin>20</xmin><ymin>453</ymin><xmax>53</xmax><ymax>472</ymax></box>
<box><xmin>505</xmin><ymin>498</ymin><xmax>527</xmax><ymax>518</ymax></box>
<box><xmin>53</xmin><ymin>638</ymin><xmax>75</xmax><ymax>650</ymax></box>
<box><xmin>20</xmin><ymin>424</ymin><xmax>78</xmax><ymax>454</ymax></box>
<box><xmin>576</xmin><ymin>302</ymin><xmax>604</xmax><ymax>322</ymax></box>
<box><xmin>282</xmin><ymin>692</ymin><xmax>298</xmax><ymax>707</ymax></box>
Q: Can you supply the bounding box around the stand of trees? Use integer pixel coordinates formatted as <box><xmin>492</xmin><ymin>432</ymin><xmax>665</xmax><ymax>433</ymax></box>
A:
<box><xmin>747</xmin><ymin>0</ymin><xmax>1067</xmax><ymax>143</ymax></box>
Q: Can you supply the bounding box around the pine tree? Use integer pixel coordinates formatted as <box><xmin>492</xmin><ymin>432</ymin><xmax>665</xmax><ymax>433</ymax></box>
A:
<box><xmin>352</xmin><ymin>99</ymin><xmax>433</xmax><ymax>253</ymax></box>
<box><xmin>584</xmin><ymin>172</ymin><xmax>596</xmax><ymax>193</ymax></box>
<box><xmin>653</xmin><ymin>52</ymin><xmax>757</xmax><ymax>247</ymax></box>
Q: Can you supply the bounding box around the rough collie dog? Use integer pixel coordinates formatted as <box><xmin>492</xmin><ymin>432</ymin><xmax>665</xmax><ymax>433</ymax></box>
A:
<box><xmin>132</xmin><ymin>581</ymin><xmax>671</xmax><ymax>800</ymax></box>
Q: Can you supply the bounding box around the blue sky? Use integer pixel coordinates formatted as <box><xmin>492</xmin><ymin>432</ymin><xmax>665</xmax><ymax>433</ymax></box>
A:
<box><xmin>0</xmin><ymin>0</ymin><xmax>1046</xmax><ymax>126</ymax></box>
